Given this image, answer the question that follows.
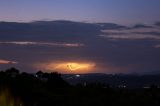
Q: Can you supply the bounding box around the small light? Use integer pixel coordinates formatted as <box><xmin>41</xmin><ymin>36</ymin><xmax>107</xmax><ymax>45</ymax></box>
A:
<box><xmin>75</xmin><ymin>74</ymin><xmax>80</xmax><ymax>77</ymax></box>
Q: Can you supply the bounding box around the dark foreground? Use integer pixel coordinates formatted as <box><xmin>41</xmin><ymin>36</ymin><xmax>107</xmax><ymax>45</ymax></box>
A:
<box><xmin>0</xmin><ymin>68</ymin><xmax>160</xmax><ymax>106</ymax></box>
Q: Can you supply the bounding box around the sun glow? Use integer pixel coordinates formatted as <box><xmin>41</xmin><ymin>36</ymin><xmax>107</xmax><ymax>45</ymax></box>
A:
<box><xmin>67</xmin><ymin>63</ymin><xmax>93</xmax><ymax>71</ymax></box>
<box><xmin>36</xmin><ymin>61</ymin><xmax>95</xmax><ymax>73</ymax></box>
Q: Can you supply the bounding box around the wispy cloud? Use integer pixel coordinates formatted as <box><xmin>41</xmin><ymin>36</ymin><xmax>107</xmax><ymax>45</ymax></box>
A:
<box><xmin>0</xmin><ymin>41</ymin><xmax>84</xmax><ymax>47</ymax></box>
<box><xmin>154</xmin><ymin>45</ymin><xmax>160</xmax><ymax>48</ymax></box>
<box><xmin>101</xmin><ymin>27</ymin><xmax>160</xmax><ymax>34</ymax></box>
<box><xmin>100</xmin><ymin>27</ymin><xmax>160</xmax><ymax>40</ymax></box>
<box><xmin>0</xmin><ymin>59</ymin><xmax>18</xmax><ymax>64</ymax></box>
<box><xmin>99</xmin><ymin>34</ymin><xmax>160</xmax><ymax>40</ymax></box>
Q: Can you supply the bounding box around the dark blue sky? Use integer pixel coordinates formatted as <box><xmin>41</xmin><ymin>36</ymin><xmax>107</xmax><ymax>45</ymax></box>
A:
<box><xmin>0</xmin><ymin>0</ymin><xmax>160</xmax><ymax>24</ymax></box>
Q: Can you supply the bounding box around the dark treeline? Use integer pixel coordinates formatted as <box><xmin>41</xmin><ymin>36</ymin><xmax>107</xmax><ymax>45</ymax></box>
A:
<box><xmin>0</xmin><ymin>68</ymin><xmax>160</xmax><ymax>106</ymax></box>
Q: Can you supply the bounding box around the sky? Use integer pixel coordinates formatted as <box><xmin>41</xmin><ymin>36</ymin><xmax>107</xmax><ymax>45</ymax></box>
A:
<box><xmin>0</xmin><ymin>0</ymin><xmax>160</xmax><ymax>74</ymax></box>
<box><xmin>0</xmin><ymin>0</ymin><xmax>160</xmax><ymax>24</ymax></box>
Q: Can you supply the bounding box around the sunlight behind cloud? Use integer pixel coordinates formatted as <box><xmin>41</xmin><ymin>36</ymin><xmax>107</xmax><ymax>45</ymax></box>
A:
<box><xmin>35</xmin><ymin>61</ymin><xmax>95</xmax><ymax>74</ymax></box>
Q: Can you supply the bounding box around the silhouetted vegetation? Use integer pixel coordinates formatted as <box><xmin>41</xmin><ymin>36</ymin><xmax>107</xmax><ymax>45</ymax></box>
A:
<box><xmin>1</xmin><ymin>68</ymin><xmax>160</xmax><ymax>106</ymax></box>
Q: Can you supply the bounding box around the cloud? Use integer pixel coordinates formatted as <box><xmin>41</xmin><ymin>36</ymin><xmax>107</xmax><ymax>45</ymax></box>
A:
<box><xmin>131</xmin><ymin>24</ymin><xmax>153</xmax><ymax>29</ymax></box>
<box><xmin>100</xmin><ymin>26</ymin><xmax>160</xmax><ymax>40</ymax></box>
<box><xmin>155</xmin><ymin>22</ymin><xmax>160</xmax><ymax>26</ymax></box>
<box><xmin>0</xmin><ymin>41</ymin><xmax>84</xmax><ymax>47</ymax></box>
<box><xmin>35</xmin><ymin>61</ymin><xmax>96</xmax><ymax>73</ymax></box>
<box><xmin>96</xmin><ymin>23</ymin><xmax>127</xmax><ymax>30</ymax></box>
<box><xmin>99</xmin><ymin>34</ymin><xmax>160</xmax><ymax>40</ymax></box>
<box><xmin>154</xmin><ymin>45</ymin><xmax>160</xmax><ymax>48</ymax></box>
<box><xmin>0</xmin><ymin>59</ymin><xmax>18</xmax><ymax>64</ymax></box>
<box><xmin>101</xmin><ymin>27</ymin><xmax>160</xmax><ymax>33</ymax></box>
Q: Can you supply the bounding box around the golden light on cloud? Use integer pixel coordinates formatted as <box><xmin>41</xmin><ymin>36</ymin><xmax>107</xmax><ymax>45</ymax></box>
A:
<box><xmin>0</xmin><ymin>59</ymin><xmax>17</xmax><ymax>64</ymax></box>
<box><xmin>67</xmin><ymin>63</ymin><xmax>88</xmax><ymax>71</ymax></box>
<box><xmin>36</xmin><ymin>61</ymin><xmax>95</xmax><ymax>73</ymax></box>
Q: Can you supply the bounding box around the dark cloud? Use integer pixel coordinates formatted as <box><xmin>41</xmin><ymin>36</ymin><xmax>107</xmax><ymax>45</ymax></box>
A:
<box><xmin>133</xmin><ymin>31</ymin><xmax>160</xmax><ymax>36</ymax></box>
<box><xmin>155</xmin><ymin>22</ymin><xmax>160</xmax><ymax>26</ymax></box>
<box><xmin>96</xmin><ymin>23</ymin><xmax>127</xmax><ymax>30</ymax></box>
<box><xmin>131</xmin><ymin>24</ymin><xmax>153</xmax><ymax>29</ymax></box>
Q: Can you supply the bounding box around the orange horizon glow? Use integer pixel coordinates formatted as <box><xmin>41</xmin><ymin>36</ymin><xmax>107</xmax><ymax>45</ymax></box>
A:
<box><xmin>35</xmin><ymin>61</ymin><xmax>96</xmax><ymax>73</ymax></box>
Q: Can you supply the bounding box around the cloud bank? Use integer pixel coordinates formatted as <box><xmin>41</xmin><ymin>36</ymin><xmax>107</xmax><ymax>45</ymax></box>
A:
<box><xmin>0</xmin><ymin>21</ymin><xmax>160</xmax><ymax>74</ymax></box>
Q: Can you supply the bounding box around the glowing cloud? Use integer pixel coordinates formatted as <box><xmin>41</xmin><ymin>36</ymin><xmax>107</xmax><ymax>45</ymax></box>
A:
<box><xmin>35</xmin><ymin>61</ymin><xmax>95</xmax><ymax>73</ymax></box>
<box><xmin>0</xmin><ymin>59</ymin><xmax>18</xmax><ymax>64</ymax></box>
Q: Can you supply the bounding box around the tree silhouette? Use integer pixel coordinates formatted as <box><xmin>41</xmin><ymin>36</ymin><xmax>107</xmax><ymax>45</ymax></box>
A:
<box><xmin>5</xmin><ymin>67</ymin><xmax>19</xmax><ymax>77</ymax></box>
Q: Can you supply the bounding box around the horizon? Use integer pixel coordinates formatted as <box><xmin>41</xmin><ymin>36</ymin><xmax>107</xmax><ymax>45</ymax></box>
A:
<box><xmin>0</xmin><ymin>20</ymin><xmax>160</xmax><ymax>26</ymax></box>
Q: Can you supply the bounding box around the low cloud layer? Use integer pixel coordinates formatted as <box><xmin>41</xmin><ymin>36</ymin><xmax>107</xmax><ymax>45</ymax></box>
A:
<box><xmin>100</xmin><ymin>26</ymin><xmax>160</xmax><ymax>40</ymax></box>
<box><xmin>0</xmin><ymin>41</ymin><xmax>84</xmax><ymax>47</ymax></box>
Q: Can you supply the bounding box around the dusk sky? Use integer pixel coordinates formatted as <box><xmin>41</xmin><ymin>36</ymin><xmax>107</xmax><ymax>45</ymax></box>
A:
<box><xmin>0</xmin><ymin>0</ymin><xmax>160</xmax><ymax>24</ymax></box>
<box><xmin>0</xmin><ymin>0</ymin><xmax>160</xmax><ymax>74</ymax></box>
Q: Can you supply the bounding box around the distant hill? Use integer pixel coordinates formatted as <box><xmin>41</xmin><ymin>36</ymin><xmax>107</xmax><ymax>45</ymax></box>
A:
<box><xmin>62</xmin><ymin>73</ymin><xmax>160</xmax><ymax>88</ymax></box>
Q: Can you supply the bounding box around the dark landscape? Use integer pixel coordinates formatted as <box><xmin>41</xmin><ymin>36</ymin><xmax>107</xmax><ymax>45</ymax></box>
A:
<box><xmin>1</xmin><ymin>68</ymin><xmax>160</xmax><ymax>106</ymax></box>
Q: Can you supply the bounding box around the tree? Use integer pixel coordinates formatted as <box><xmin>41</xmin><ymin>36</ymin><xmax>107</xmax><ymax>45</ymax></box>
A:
<box><xmin>5</xmin><ymin>67</ymin><xmax>19</xmax><ymax>77</ymax></box>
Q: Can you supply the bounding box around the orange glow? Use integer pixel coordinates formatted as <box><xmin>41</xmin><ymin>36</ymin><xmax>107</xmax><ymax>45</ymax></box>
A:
<box><xmin>36</xmin><ymin>61</ymin><xmax>95</xmax><ymax>73</ymax></box>
<box><xmin>0</xmin><ymin>59</ymin><xmax>17</xmax><ymax>64</ymax></box>
<box><xmin>0</xmin><ymin>88</ymin><xmax>23</xmax><ymax>106</ymax></box>
<box><xmin>67</xmin><ymin>63</ymin><xmax>88</xmax><ymax>71</ymax></box>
